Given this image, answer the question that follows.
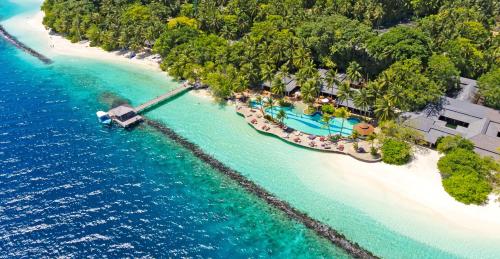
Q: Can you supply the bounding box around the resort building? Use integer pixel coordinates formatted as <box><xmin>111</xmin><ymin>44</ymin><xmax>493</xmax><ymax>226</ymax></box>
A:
<box><xmin>261</xmin><ymin>75</ymin><xmax>299</xmax><ymax>96</ymax></box>
<box><xmin>454</xmin><ymin>77</ymin><xmax>479</xmax><ymax>103</ymax></box>
<box><xmin>108</xmin><ymin>105</ymin><xmax>143</xmax><ymax>128</ymax></box>
<box><xmin>318</xmin><ymin>69</ymin><xmax>371</xmax><ymax>116</ymax></box>
<box><xmin>401</xmin><ymin>78</ymin><xmax>500</xmax><ymax>159</ymax></box>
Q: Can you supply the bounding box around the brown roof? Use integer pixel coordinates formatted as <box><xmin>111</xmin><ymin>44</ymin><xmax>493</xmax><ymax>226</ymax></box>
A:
<box><xmin>354</xmin><ymin>123</ymin><xmax>374</xmax><ymax>136</ymax></box>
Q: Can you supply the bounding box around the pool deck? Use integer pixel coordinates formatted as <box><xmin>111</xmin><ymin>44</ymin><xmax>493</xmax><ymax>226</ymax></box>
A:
<box><xmin>236</xmin><ymin>104</ymin><xmax>381</xmax><ymax>163</ymax></box>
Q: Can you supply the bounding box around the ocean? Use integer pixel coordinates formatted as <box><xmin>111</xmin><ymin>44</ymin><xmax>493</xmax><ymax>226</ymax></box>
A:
<box><xmin>2</xmin><ymin>1</ymin><xmax>500</xmax><ymax>258</ymax></box>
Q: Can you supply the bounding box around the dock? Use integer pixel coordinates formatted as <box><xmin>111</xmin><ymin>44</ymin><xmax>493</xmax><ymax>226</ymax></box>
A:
<box><xmin>0</xmin><ymin>25</ymin><xmax>53</xmax><ymax>64</ymax></box>
<box><xmin>108</xmin><ymin>84</ymin><xmax>193</xmax><ymax>128</ymax></box>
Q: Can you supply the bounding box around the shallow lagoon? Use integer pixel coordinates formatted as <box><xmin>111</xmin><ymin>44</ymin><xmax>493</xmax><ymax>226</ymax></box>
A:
<box><xmin>2</xmin><ymin>2</ymin><xmax>500</xmax><ymax>258</ymax></box>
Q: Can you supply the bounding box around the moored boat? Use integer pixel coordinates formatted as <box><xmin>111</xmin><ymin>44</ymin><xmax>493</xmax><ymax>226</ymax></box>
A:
<box><xmin>96</xmin><ymin>111</ymin><xmax>112</xmax><ymax>125</ymax></box>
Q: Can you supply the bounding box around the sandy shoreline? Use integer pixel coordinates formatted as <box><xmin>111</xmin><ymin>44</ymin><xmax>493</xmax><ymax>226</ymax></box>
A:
<box><xmin>3</xmin><ymin>8</ymin><xmax>500</xmax><ymax>254</ymax></box>
<box><xmin>2</xmin><ymin>11</ymin><xmax>163</xmax><ymax>72</ymax></box>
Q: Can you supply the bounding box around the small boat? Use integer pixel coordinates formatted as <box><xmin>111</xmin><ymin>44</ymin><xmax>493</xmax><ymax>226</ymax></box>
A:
<box><xmin>96</xmin><ymin>111</ymin><xmax>112</xmax><ymax>125</ymax></box>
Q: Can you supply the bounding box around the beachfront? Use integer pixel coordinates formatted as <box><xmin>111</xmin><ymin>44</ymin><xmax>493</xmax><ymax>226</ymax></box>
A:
<box><xmin>3</xmin><ymin>6</ymin><xmax>500</xmax><ymax>258</ymax></box>
<box><xmin>235</xmin><ymin>104</ymin><xmax>380</xmax><ymax>162</ymax></box>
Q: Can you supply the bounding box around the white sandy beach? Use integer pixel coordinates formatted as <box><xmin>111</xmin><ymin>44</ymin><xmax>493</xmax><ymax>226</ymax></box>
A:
<box><xmin>311</xmin><ymin>149</ymin><xmax>500</xmax><ymax>237</ymax></box>
<box><xmin>2</xmin><ymin>11</ymin><xmax>163</xmax><ymax>72</ymax></box>
<box><xmin>3</xmin><ymin>7</ymin><xmax>500</xmax><ymax>253</ymax></box>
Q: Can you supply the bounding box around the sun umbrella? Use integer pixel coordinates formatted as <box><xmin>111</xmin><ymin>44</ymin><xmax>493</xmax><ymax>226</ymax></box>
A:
<box><xmin>353</xmin><ymin>123</ymin><xmax>375</xmax><ymax>136</ymax></box>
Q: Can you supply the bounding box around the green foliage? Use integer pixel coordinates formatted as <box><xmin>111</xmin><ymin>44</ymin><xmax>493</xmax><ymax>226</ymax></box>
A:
<box><xmin>426</xmin><ymin>54</ymin><xmax>460</xmax><ymax>93</ymax></box>
<box><xmin>437</xmin><ymin>148</ymin><xmax>494</xmax><ymax>204</ymax></box>
<box><xmin>321</xmin><ymin>104</ymin><xmax>335</xmax><ymax>115</ymax></box>
<box><xmin>436</xmin><ymin>135</ymin><xmax>474</xmax><ymax>154</ymax></box>
<box><xmin>296</xmin><ymin>15</ymin><xmax>374</xmax><ymax>68</ymax></box>
<box><xmin>381</xmin><ymin>138</ymin><xmax>412</xmax><ymax>165</ymax></box>
<box><xmin>379</xmin><ymin>121</ymin><xmax>424</xmax><ymax>145</ymax></box>
<box><xmin>368</xmin><ymin>26</ymin><xmax>432</xmax><ymax>65</ymax></box>
<box><xmin>477</xmin><ymin>68</ymin><xmax>500</xmax><ymax>109</ymax></box>
<box><xmin>42</xmin><ymin>0</ymin><xmax>498</xmax><ymax>103</ymax></box>
<box><xmin>374</xmin><ymin>59</ymin><xmax>442</xmax><ymax>112</ymax></box>
<box><xmin>442</xmin><ymin>169</ymin><xmax>492</xmax><ymax>205</ymax></box>
<box><xmin>153</xmin><ymin>26</ymin><xmax>200</xmax><ymax>57</ymax></box>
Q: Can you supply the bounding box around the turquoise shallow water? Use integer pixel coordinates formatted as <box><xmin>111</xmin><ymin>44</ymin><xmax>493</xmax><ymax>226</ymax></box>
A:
<box><xmin>2</xmin><ymin>1</ymin><xmax>500</xmax><ymax>258</ymax></box>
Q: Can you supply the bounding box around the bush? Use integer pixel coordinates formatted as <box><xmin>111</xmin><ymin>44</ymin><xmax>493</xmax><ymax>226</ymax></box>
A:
<box><xmin>436</xmin><ymin>135</ymin><xmax>474</xmax><ymax>154</ymax></box>
<box><xmin>437</xmin><ymin>148</ymin><xmax>494</xmax><ymax>205</ymax></box>
<box><xmin>437</xmin><ymin>148</ymin><xmax>490</xmax><ymax>178</ymax></box>
<box><xmin>278</xmin><ymin>99</ymin><xmax>292</xmax><ymax>107</ymax></box>
<box><xmin>329</xmin><ymin>134</ymin><xmax>341</xmax><ymax>142</ymax></box>
<box><xmin>370</xmin><ymin>146</ymin><xmax>378</xmax><ymax>157</ymax></box>
<box><xmin>322</xmin><ymin>104</ymin><xmax>335</xmax><ymax>115</ymax></box>
<box><xmin>381</xmin><ymin>138</ymin><xmax>412</xmax><ymax>165</ymax></box>
<box><xmin>442</xmin><ymin>169</ymin><xmax>492</xmax><ymax>205</ymax></box>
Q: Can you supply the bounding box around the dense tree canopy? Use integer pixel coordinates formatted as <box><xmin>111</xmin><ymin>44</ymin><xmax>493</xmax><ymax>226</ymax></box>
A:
<box><xmin>477</xmin><ymin>68</ymin><xmax>500</xmax><ymax>109</ymax></box>
<box><xmin>42</xmin><ymin>0</ymin><xmax>499</xmax><ymax>105</ymax></box>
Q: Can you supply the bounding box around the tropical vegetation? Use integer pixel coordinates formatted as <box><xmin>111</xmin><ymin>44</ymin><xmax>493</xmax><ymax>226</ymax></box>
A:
<box><xmin>436</xmin><ymin>136</ymin><xmax>499</xmax><ymax>205</ymax></box>
<box><xmin>42</xmin><ymin>0</ymin><xmax>499</xmax><ymax>111</ymax></box>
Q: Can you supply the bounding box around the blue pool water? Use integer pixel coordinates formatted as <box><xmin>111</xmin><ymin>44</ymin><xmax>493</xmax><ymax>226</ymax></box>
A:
<box><xmin>266</xmin><ymin>107</ymin><xmax>360</xmax><ymax>136</ymax></box>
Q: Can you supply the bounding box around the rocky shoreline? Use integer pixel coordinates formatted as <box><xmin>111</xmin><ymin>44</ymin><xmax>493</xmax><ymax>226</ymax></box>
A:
<box><xmin>0</xmin><ymin>25</ymin><xmax>52</xmax><ymax>64</ymax></box>
<box><xmin>144</xmin><ymin>118</ymin><xmax>378</xmax><ymax>259</ymax></box>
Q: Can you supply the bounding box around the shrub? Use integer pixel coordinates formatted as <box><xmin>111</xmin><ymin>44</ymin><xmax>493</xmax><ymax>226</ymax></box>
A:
<box><xmin>278</xmin><ymin>99</ymin><xmax>292</xmax><ymax>107</ymax></box>
<box><xmin>437</xmin><ymin>148</ymin><xmax>490</xmax><ymax>178</ymax></box>
<box><xmin>329</xmin><ymin>134</ymin><xmax>341</xmax><ymax>142</ymax></box>
<box><xmin>381</xmin><ymin>138</ymin><xmax>412</xmax><ymax>165</ymax></box>
<box><xmin>436</xmin><ymin>135</ymin><xmax>474</xmax><ymax>154</ymax></box>
<box><xmin>370</xmin><ymin>146</ymin><xmax>378</xmax><ymax>157</ymax></box>
<box><xmin>437</xmin><ymin>148</ymin><xmax>494</xmax><ymax>205</ymax></box>
<box><xmin>442</xmin><ymin>168</ymin><xmax>492</xmax><ymax>205</ymax></box>
<box><xmin>322</xmin><ymin>104</ymin><xmax>335</xmax><ymax>115</ymax></box>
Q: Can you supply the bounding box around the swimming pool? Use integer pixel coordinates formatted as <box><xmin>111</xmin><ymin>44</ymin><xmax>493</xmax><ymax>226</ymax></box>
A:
<box><xmin>265</xmin><ymin>106</ymin><xmax>360</xmax><ymax>136</ymax></box>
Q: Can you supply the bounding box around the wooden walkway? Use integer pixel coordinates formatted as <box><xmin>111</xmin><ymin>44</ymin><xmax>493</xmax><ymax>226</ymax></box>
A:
<box><xmin>109</xmin><ymin>84</ymin><xmax>193</xmax><ymax>128</ymax></box>
<box><xmin>134</xmin><ymin>84</ymin><xmax>193</xmax><ymax>113</ymax></box>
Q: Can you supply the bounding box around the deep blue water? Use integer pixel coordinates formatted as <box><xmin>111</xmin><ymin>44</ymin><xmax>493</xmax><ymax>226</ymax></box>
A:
<box><xmin>0</xmin><ymin>16</ymin><xmax>349</xmax><ymax>259</ymax></box>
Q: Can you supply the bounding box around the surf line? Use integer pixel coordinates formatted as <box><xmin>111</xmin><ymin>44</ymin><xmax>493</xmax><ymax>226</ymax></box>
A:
<box><xmin>0</xmin><ymin>25</ymin><xmax>52</xmax><ymax>64</ymax></box>
<box><xmin>144</xmin><ymin>119</ymin><xmax>378</xmax><ymax>259</ymax></box>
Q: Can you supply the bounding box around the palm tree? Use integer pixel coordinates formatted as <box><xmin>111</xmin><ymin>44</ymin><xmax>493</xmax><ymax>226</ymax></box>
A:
<box><xmin>271</xmin><ymin>75</ymin><xmax>286</xmax><ymax>97</ymax></box>
<box><xmin>301</xmin><ymin>79</ymin><xmax>319</xmax><ymax>106</ymax></box>
<box><xmin>336</xmin><ymin>82</ymin><xmax>353</xmax><ymax>108</ymax></box>
<box><xmin>335</xmin><ymin>107</ymin><xmax>351</xmax><ymax>136</ymax></box>
<box><xmin>346</xmin><ymin>61</ymin><xmax>363</xmax><ymax>86</ymax></box>
<box><xmin>388</xmin><ymin>83</ymin><xmax>406</xmax><ymax>111</ymax></box>
<box><xmin>256</xmin><ymin>95</ymin><xmax>265</xmax><ymax>115</ymax></box>
<box><xmin>374</xmin><ymin>95</ymin><xmax>397</xmax><ymax>121</ymax></box>
<box><xmin>246</xmin><ymin>98</ymin><xmax>254</xmax><ymax>111</ymax></box>
<box><xmin>276</xmin><ymin>109</ymin><xmax>287</xmax><ymax>126</ymax></box>
<box><xmin>260</xmin><ymin>63</ymin><xmax>275</xmax><ymax>87</ymax></box>
<box><xmin>292</xmin><ymin>47</ymin><xmax>311</xmax><ymax>69</ymax></box>
<box><xmin>353</xmin><ymin>87</ymin><xmax>370</xmax><ymax>117</ymax></box>
<box><xmin>325</xmin><ymin>69</ymin><xmax>339</xmax><ymax>92</ymax></box>
<box><xmin>265</xmin><ymin>96</ymin><xmax>275</xmax><ymax>119</ymax></box>
<box><xmin>321</xmin><ymin>113</ymin><xmax>333</xmax><ymax>136</ymax></box>
<box><xmin>366</xmin><ymin>133</ymin><xmax>377</xmax><ymax>149</ymax></box>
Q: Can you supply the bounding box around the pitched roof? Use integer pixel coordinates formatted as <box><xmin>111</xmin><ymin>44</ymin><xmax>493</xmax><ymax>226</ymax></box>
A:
<box><xmin>402</xmin><ymin>95</ymin><xmax>500</xmax><ymax>159</ymax></box>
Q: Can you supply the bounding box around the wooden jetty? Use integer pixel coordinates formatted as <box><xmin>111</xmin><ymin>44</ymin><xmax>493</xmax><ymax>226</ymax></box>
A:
<box><xmin>108</xmin><ymin>84</ymin><xmax>193</xmax><ymax>128</ymax></box>
<box><xmin>0</xmin><ymin>25</ymin><xmax>52</xmax><ymax>64</ymax></box>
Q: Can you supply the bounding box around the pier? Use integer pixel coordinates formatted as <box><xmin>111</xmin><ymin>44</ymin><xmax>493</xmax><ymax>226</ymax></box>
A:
<box><xmin>108</xmin><ymin>84</ymin><xmax>193</xmax><ymax>128</ymax></box>
<box><xmin>0</xmin><ymin>25</ymin><xmax>52</xmax><ymax>64</ymax></box>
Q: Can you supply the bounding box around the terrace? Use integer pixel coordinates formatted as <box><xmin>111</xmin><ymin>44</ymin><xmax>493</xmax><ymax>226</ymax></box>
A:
<box><xmin>236</xmin><ymin>104</ymin><xmax>380</xmax><ymax>163</ymax></box>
